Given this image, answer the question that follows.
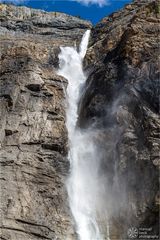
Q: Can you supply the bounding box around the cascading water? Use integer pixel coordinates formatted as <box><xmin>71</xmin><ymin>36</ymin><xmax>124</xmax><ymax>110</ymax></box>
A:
<box><xmin>57</xmin><ymin>30</ymin><xmax>106</xmax><ymax>240</ymax></box>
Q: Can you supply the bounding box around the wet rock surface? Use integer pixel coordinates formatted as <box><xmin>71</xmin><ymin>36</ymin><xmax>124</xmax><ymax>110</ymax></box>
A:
<box><xmin>0</xmin><ymin>4</ymin><xmax>91</xmax><ymax>240</ymax></box>
<box><xmin>80</xmin><ymin>0</ymin><xmax>159</xmax><ymax>239</ymax></box>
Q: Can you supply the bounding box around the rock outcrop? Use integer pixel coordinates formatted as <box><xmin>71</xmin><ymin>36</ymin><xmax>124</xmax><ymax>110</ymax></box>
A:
<box><xmin>0</xmin><ymin>1</ymin><xmax>159</xmax><ymax>240</ymax></box>
<box><xmin>80</xmin><ymin>0</ymin><xmax>159</xmax><ymax>239</ymax></box>
<box><xmin>0</xmin><ymin>4</ymin><xmax>91</xmax><ymax>240</ymax></box>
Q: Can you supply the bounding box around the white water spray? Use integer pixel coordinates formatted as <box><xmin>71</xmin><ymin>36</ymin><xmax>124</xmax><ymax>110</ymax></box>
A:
<box><xmin>57</xmin><ymin>30</ymin><xmax>105</xmax><ymax>240</ymax></box>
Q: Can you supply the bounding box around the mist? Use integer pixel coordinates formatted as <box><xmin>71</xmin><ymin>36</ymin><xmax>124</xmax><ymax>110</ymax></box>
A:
<box><xmin>57</xmin><ymin>30</ymin><xmax>139</xmax><ymax>240</ymax></box>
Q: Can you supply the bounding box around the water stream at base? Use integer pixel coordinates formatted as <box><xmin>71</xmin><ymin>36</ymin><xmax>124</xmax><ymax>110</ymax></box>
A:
<box><xmin>57</xmin><ymin>30</ymin><xmax>109</xmax><ymax>240</ymax></box>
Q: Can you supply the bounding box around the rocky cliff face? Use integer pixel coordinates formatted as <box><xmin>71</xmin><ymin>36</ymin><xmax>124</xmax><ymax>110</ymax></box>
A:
<box><xmin>0</xmin><ymin>4</ymin><xmax>91</xmax><ymax>240</ymax></box>
<box><xmin>0</xmin><ymin>1</ymin><xmax>159</xmax><ymax>240</ymax></box>
<box><xmin>80</xmin><ymin>0</ymin><xmax>159</xmax><ymax>239</ymax></box>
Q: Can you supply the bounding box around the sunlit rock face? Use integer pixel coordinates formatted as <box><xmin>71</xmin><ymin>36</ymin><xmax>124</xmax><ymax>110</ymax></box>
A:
<box><xmin>79</xmin><ymin>0</ymin><xmax>159</xmax><ymax>239</ymax></box>
<box><xmin>0</xmin><ymin>4</ymin><xmax>91</xmax><ymax>240</ymax></box>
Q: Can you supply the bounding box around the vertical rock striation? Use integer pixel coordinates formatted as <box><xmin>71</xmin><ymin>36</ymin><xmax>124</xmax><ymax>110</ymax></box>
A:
<box><xmin>0</xmin><ymin>4</ymin><xmax>91</xmax><ymax>240</ymax></box>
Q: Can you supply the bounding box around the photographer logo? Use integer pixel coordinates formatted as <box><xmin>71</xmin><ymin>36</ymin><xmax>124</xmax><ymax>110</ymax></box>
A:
<box><xmin>127</xmin><ymin>227</ymin><xmax>138</xmax><ymax>239</ymax></box>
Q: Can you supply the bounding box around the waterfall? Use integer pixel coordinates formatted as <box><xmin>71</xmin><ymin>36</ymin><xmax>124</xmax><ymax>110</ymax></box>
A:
<box><xmin>57</xmin><ymin>30</ymin><xmax>104</xmax><ymax>240</ymax></box>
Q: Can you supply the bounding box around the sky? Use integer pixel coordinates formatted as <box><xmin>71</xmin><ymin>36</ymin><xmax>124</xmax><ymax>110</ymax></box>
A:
<box><xmin>0</xmin><ymin>0</ymin><xmax>132</xmax><ymax>24</ymax></box>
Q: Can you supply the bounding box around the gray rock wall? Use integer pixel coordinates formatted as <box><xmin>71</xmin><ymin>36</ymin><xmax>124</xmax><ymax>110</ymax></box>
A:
<box><xmin>79</xmin><ymin>0</ymin><xmax>159</xmax><ymax>239</ymax></box>
<box><xmin>0</xmin><ymin>1</ymin><xmax>159</xmax><ymax>240</ymax></box>
<box><xmin>0</xmin><ymin>4</ymin><xmax>91</xmax><ymax>240</ymax></box>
